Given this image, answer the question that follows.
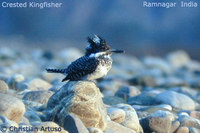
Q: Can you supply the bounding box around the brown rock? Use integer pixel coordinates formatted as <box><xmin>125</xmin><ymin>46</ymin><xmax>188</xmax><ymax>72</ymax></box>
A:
<box><xmin>107</xmin><ymin>107</ymin><xmax>125</xmax><ymax>123</ymax></box>
<box><xmin>176</xmin><ymin>127</ymin><xmax>189</xmax><ymax>133</ymax></box>
<box><xmin>179</xmin><ymin>115</ymin><xmax>200</xmax><ymax>129</ymax></box>
<box><xmin>149</xmin><ymin>117</ymin><xmax>171</xmax><ymax>133</ymax></box>
<box><xmin>115</xmin><ymin>104</ymin><xmax>143</xmax><ymax>133</ymax></box>
<box><xmin>0</xmin><ymin>93</ymin><xmax>25</xmax><ymax>123</ymax></box>
<box><xmin>190</xmin><ymin>111</ymin><xmax>200</xmax><ymax>120</ymax></box>
<box><xmin>46</xmin><ymin>81</ymin><xmax>107</xmax><ymax>131</ymax></box>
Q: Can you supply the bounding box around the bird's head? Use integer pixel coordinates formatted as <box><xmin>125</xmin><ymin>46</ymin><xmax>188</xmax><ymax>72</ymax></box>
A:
<box><xmin>85</xmin><ymin>35</ymin><xmax>124</xmax><ymax>57</ymax></box>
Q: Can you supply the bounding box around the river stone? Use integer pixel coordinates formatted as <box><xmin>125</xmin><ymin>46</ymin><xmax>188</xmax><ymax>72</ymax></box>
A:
<box><xmin>178</xmin><ymin>115</ymin><xmax>200</xmax><ymax>129</ymax></box>
<box><xmin>176</xmin><ymin>127</ymin><xmax>189</xmax><ymax>133</ymax></box>
<box><xmin>46</xmin><ymin>81</ymin><xmax>107</xmax><ymax>131</ymax></box>
<box><xmin>0</xmin><ymin>80</ymin><xmax>9</xmax><ymax>92</ymax></box>
<box><xmin>166</xmin><ymin>50</ymin><xmax>190</xmax><ymax>68</ymax></box>
<box><xmin>140</xmin><ymin>111</ymin><xmax>179</xmax><ymax>133</ymax></box>
<box><xmin>23</xmin><ymin>90</ymin><xmax>54</xmax><ymax>104</ymax></box>
<box><xmin>115</xmin><ymin>104</ymin><xmax>143</xmax><ymax>133</ymax></box>
<box><xmin>17</xmin><ymin>78</ymin><xmax>52</xmax><ymax>91</ymax></box>
<box><xmin>104</xmin><ymin>121</ymin><xmax>136</xmax><ymax>133</ymax></box>
<box><xmin>107</xmin><ymin>107</ymin><xmax>125</xmax><ymax>123</ymax></box>
<box><xmin>156</xmin><ymin>90</ymin><xmax>195</xmax><ymax>110</ymax></box>
<box><xmin>0</xmin><ymin>93</ymin><xmax>25</xmax><ymax>123</ymax></box>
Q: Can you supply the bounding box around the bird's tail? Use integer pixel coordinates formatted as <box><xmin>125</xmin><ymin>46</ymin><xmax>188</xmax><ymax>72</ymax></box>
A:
<box><xmin>46</xmin><ymin>68</ymin><xmax>66</xmax><ymax>74</ymax></box>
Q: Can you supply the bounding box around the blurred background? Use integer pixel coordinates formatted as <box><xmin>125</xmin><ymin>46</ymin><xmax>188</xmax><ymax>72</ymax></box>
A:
<box><xmin>0</xmin><ymin>0</ymin><xmax>200</xmax><ymax>59</ymax></box>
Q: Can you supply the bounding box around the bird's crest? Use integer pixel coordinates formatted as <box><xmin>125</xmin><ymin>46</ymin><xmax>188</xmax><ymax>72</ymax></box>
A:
<box><xmin>85</xmin><ymin>35</ymin><xmax>110</xmax><ymax>56</ymax></box>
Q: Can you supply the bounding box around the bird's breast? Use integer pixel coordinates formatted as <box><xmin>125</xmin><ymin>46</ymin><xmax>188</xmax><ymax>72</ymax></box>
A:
<box><xmin>86</xmin><ymin>58</ymin><xmax>112</xmax><ymax>80</ymax></box>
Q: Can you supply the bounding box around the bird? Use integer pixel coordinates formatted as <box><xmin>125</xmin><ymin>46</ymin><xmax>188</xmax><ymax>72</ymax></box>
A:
<box><xmin>46</xmin><ymin>35</ymin><xmax>124</xmax><ymax>82</ymax></box>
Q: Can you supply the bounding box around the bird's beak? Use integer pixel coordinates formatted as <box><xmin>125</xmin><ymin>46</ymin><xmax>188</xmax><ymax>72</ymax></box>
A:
<box><xmin>106</xmin><ymin>49</ymin><xmax>125</xmax><ymax>54</ymax></box>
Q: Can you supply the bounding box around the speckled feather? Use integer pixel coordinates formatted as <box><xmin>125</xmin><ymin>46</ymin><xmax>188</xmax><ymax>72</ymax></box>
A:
<box><xmin>62</xmin><ymin>56</ymin><xmax>99</xmax><ymax>81</ymax></box>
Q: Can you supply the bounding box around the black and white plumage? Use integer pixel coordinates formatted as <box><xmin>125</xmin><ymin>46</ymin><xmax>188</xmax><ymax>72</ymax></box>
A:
<box><xmin>46</xmin><ymin>35</ymin><xmax>124</xmax><ymax>82</ymax></box>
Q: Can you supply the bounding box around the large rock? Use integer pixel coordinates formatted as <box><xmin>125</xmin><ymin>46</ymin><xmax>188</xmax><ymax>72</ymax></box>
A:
<box><xmin>46</xmin><ymin>81</ymin><xmax>107</xmax><ymax>131</ymax></box>
<box><xmin>0</xmin><ymin>93</ymin><xmax>25</xmax><ymax>123</ymax></box>
<box><xmin>156</xmin><ymin>91</ymin><xmax>195</xmax><ymax>110</ymax></box>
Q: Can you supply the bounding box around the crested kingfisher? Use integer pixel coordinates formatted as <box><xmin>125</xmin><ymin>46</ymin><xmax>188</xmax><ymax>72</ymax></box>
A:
<box><xmin>46</xmin><ymin>35</ymin><xmax>124</xmax><ymax>82</ymax></box>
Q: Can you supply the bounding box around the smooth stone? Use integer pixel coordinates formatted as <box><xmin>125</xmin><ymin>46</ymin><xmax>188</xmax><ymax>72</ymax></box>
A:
<box><xmin>115</xmin><ymin>104</ymin><xmax>143</xmax><ymax>133</ymax></box>
<box><xmin>128</xmin><ymin>92</ymin><xmax>159</xmax><ymax>105</ymax></box>
<box><xmin>149</xmin><ymin>117</ymin><xmax>172</xmax><ymax>133</ymax></box>
<box><xmin>103</xmin><ymin>96</ymin><xmax>126</xmax><ymax>106</ymax></box>
<box><xmin>46</xmin><ymin>81</ymin><xmax>107</xmax><ymax>131</ymax></box>
<box><xmin>64</xmin><ymin>113</ymin><xmax>89</xmax><ymax>133</ymax></box>
<box><xmin>156</xmin><ymin>104</ymin><xmax>172</xmax><ymax>111</ymax></box>
<box><xmin>166</xmin><ymin>50</ymin><xmax>190</xmax><ymax>68</ymax></box>
<box><xmin>104</xmin><ymin>121</ymin><xmax>136</xmax><ymax>133</ymax></box>
<box><xmin>107</xmin><ymin>107</ymin><xmax>125</xmax><ymax>123</ymax></box>
<box><xmin>115</xmin><ymin>85</ymin><xmax>141</xmax><ymax>100</ymax></box>
<box><xmin>178</xmin><ymin>115</ymin><xmax>200</xmax><ymax>129</ymax></box>
<box><xmin>171</xmin><ymin>121</ymin><xmax>181</xmax><ymax>133</ymax></box>
<box><xmin>0</xmin><ymin>80</ymin><xmax>9</xmax><ymax>92</ymax></box>
<box><xmin>176</xmin><ymin>127</ymin><xmax>189</xmax><ymax>133</ymax></box>
<box><xmin>0</xmin><ymin>93</ymin><xmax>25</xmax><ymax>123</ymax></box>
<box><xmin>190</xmin><ymin>111</ymin><xmax>200</xmax><ymax>120</ymax></box>
<box><xmin>140</xmin><ymin>111</ymin><xmax>179</xmax><ymax>133</ymax></box>
<box><xmin>17</xmin><ymin>78</ymin><xmax>52</xmax><ymax>91</ymax></box>
<box><xmin>23</xmin><ymin>90</ymin><xmax>54</xmax><ymax>104</ymax></box>
<box><xmin>169</xmin><ymin>87</ymin><xmax>198</xmax><ymax>99</ymax></box>
<box><xmin>156</xmin><ymin>90</ymin><xmax>195</xmax><ymax>110</ymax></box>
<box><xmin>151</xmin><ymin>110</ymin><xmax>175</xmax><ymax>121</ymax></box>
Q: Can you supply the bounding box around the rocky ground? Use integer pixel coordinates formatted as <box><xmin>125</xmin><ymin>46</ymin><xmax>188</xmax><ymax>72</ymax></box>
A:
<box><xmin>0</xmin><ymin>47</ymin><xmax>200</xmax><ymax>133</ymax></box>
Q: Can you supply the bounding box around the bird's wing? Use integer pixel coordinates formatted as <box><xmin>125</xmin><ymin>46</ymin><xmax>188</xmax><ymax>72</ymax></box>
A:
<box><xmin>63</xmin><ymin>56</ymin><xmax>99</xmax><ymax>81</ymax></box>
